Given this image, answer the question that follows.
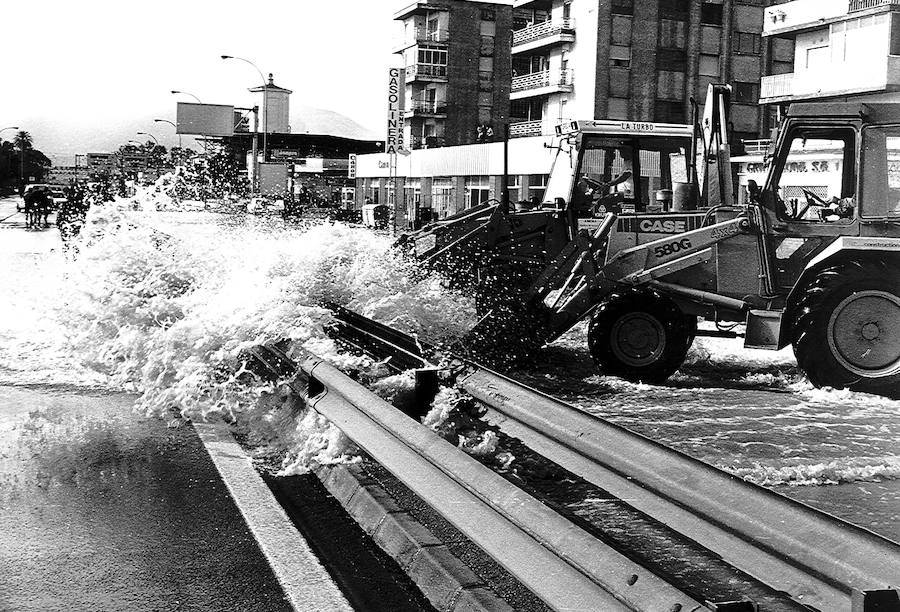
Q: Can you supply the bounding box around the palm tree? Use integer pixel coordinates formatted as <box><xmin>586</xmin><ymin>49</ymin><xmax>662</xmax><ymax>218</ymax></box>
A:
<box><xmin>13</xmin><ymin>131</ymin><xmax>32</xmax><ymax>184</ymax></box>
<box><xmin>13</xmin><ymin>130</ymin><xmax>32</xmax><ymax>151</ymax></box>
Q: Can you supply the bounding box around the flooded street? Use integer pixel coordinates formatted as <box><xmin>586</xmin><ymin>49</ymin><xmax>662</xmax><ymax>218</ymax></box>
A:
<box><xmin>2</xmin><ymin>191</ymin><xmax>898</xmax><ymax>556</ymax></box>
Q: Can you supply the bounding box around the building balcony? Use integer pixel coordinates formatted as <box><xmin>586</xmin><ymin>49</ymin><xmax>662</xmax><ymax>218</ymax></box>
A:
<box><xmin>759</xmin><ymin>73</ymin><xmax>794</xmax><ymax>102</ymax></box>
<box><xmin>406</xmin><ymin>63</ymin><xmax>448</xmax><ymax>82</ymax></box>
<box><xmin>764</xmin><ymin>0</ymin><xmax>900</xmax><ymax>37</ymax></box>
<box><xmin>511</xmin><ymin>19</ymin><xmax>575</xmax><ymax>54</ymax></box>
<box><xmin>760</xmin><ymin>56</ymin><xmax>900</xmax><ymax>103</ymax></box>
<box><xmin>850</xmin><ymin>0</ymin><xmax>900</xmax><ymax>11</ymax></box>
<box><xmin>405</xmin><ymin>99</ymin><xmax>447</xmax><ymax>117</ymax></box>
<box><xmin>509</xmin><ymin>120</ymin><xmax>544</xmax><ymax>137</ymax></box>
<box><xmin>392</xmin><ymin>27</ymin><xmax>449</xmax><ymax>52</ymax></box>
<box><xmin>410</xmin><ymin>135</ymin><xmax>446</xmax><ymax>149</ymax></box>
<box><xmin>394</xmin><ymin>2</ymin><xmax>449</xmax><ymax>21</ymax></box>
<box><xmin>510</xmin><ymin>69</ymin><xmax>573</xmax><ymax>100</ymax></box>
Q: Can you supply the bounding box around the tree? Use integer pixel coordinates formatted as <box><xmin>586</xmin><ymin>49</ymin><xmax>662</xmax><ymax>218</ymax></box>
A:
<box><xmin>4</xmin><ymin>131</ymin><xmax>50</xmax><ymax>185</ymax></box>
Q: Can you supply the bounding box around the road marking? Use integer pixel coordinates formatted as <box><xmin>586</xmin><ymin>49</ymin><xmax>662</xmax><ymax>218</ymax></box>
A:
<box><xmin>194</xmin><ymin>421</ymin><xmax>353</xmax><ymax>612</ymax></box>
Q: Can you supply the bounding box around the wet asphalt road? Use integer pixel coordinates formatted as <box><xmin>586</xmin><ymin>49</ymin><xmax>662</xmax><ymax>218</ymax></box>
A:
<box><xmin>0</xmin><ymin>385</ymin><xmax>292</xmax><ymax>612</ymax></box>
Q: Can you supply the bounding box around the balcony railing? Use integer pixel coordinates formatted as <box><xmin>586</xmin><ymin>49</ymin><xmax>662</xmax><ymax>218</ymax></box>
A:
<box><xmin>849</xmin><ymin>0</ymin><xmax>900</xmax><ymax>11</ymax></box>
<box><xmin>406</xmin><ymin>63</ymin><xmax>448</xmax><ymax>80</ymax></box>
<box><xmin>511</xmin><ymin>68</ymin><xmax>573</xmax><ymax>92</ymax></box>
<box><xmin>512</xmin><ymin>18</ymin><xmax>576</xmax><ymax>47</ymax></box>
<box><xmin>510</xmin><ymin>120</ymin><xmax>544</xmax><ymax>137</ymax></box>
<box><xmin>407</xmin><ymin>99</ymin><xmax>447</xmax><ymax>114</ymax></box>
<box><xmin>410</xmin><ymin>135</ymin><xmax>446</xmax><ymax>149</ymax></box>
<box><xmin>760</xmin><ymin>72</ymin><xmax>794</xmax><ymax>99</ymax></box>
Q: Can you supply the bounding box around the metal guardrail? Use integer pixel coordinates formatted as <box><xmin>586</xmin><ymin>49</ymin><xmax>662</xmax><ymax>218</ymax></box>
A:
<box><xmin>288</xmin><ymin>351</ymin><xmax>708</xmax><ymax>612</ymax></box>
<box><xmin>322</xmin><ymin>307</ymin><xmax>900</xmax><ymax>612</ymax></box>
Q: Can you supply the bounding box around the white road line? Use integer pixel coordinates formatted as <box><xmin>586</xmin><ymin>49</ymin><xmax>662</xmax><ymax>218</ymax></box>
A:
<box><xmin>194</xmin><ymin>421</ymin><xmax>353</xmax><ymax>612</ymax></box>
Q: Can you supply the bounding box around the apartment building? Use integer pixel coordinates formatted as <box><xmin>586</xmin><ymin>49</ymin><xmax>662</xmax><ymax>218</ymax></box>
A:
<box><xmin>759</xmin><ymin>0</ymin><xmax>900</xmax><ymax>107</ymax></box>
<box><xmin>393</xmin><ymin>1</ymin><xmax>514</xmax><ymax>149</ymax></box>
<box><xmin>510</xmin><ymin>0</ymin><xmax>778</xmax><ymax>142</ymax></box>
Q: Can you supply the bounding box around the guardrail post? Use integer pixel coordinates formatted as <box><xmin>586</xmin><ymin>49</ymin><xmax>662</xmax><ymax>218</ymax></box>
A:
<box><xmin>851</xmin><ymin>588</ymin><xmax>900</xmax><ymax>612</ymax></box>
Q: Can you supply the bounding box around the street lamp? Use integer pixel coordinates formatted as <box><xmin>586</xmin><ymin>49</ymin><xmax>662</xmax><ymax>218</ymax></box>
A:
<box><xmin>136</xmin><ymin>131</ymin><xmax>159</xmax><ymax>146</ymax></box>
<box><xmin>154</xmin><ymin>119</ymin><xmax>181</xmax><ymax>149</ymax></box>
<box><xmin>170</xmin><ymin>90</ymin><xmax>202</xmax><ymax>103</ymax></box>
<box><xmin>0</xmin><ymin>126</ymin><xmax>19</xmax><ymax>138</ymax></box>
<box><xmin>221</xmin><ymin>54</ymin><xmax>268</xmax><ymax>162</ymax></box>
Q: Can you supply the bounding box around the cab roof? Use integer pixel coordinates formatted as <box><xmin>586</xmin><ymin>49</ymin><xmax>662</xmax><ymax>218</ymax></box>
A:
<box><xmin>558</xmin><ymin>119</ymin><xmax>693</xmax><ymax>139</ymax></box>
<box><xmin>788</xmin><ymin>102</ymin><xmax>900</xmax><ymax>124</ymax></box>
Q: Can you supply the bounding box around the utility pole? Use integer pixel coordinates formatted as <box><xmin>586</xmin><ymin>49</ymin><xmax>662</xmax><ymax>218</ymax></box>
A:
<box><xmin>251</xmin><ymin>106</ymin><xmax>259</xmax><ymax>193</ymax></box>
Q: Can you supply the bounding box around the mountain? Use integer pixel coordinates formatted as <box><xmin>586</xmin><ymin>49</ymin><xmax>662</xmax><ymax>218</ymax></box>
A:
<box><xmin>15</xmin><ymin>106</ymin><xmax>380</xmax><ymax>167</ymax></box>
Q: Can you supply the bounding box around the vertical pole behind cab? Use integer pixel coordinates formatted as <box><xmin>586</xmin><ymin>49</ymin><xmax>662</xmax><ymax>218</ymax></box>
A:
<box><xmin>502</xmin><ymin>123</ymin><xmax>510</xmax><ymax>211</ymax></box>
<box><xmin>251</xmin><ymin>106</ymin><xmax>259</xmax><ymax>193</ymax></box>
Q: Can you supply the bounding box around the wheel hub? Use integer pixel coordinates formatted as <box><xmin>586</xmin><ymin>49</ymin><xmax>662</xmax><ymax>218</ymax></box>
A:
<box><xmin>610</xmin><ymin>313</ymin><xmax>666</xmax><ymax>367</ymax></box>
<box><xmin>827</xmin><ymin>290</ymin><xmax>900</xmax><ymax>377</ymax></box>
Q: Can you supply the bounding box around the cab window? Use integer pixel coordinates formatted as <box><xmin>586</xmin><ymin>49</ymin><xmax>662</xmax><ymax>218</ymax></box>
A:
<box><xmin>861</xmin><ymin>126</ymin><xmax>900</xmax><ymax>218</ymax></box>
<box><xmin>574</xmin><ymin>136</ymin><xmax>689</xmax><ymax>213</ymax></box>
<box><xmin>770</xmin><ymin>129</ymin><xmax>856</xmax><ymax>223</ymax></box>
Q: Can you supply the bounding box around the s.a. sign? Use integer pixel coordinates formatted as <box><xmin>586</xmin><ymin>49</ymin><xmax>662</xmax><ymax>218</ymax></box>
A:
<box><xmin>386</xmin><ymin>68</ymin><xmax>406</xmax><ymax>155</ymax></box>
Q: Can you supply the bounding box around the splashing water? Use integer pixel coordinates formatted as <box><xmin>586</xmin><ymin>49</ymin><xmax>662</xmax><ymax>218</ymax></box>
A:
<box><xmin>3</xmin><ymin>186</ymin><xmax>900</xmax><ymax>532</ymax></box>
<box><xmin>1</xmin><ymin>190</ymin><xmax>477</xmax><ymax>474</ymax></box>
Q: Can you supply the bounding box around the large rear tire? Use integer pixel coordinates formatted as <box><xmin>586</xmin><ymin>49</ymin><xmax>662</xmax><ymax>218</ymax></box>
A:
<box><xmin>791</xmin><ymin>261</ymin><xmax>900</xmax><ymax>394</ymax></box>
<box><xmin>587</xmin><ymin>289</ymin><xmax>695</xmax><ymax>383</ymax></box>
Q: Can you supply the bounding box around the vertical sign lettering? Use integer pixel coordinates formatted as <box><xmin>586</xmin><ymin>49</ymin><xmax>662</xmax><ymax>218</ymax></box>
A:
<box><xmin>348</xmin><ymin>153</ymin><xmax>357</xmax><ymax>179</ymax></box>
<box><xmin>386</xmin><ymin>68</ymin><xmax>406</xmax><ymax>155</ymax></box>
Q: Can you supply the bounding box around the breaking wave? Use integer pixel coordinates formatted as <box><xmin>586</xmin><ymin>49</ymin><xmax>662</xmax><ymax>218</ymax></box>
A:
<box><xmin>726</xmin><ymin>456</ymin><xmax>900</xmax><ymax>486</ymax></box>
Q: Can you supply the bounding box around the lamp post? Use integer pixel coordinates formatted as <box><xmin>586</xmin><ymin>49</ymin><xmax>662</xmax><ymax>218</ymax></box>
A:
<box><xmin>220</xmin><ymin>55</ymin><xmax>267</xmax><ymax>163</ymax></box>
<box><xmin>154</xmin><ymin>118</ymin><xmax>181</xmax><ymax>149</ymax></box>
<box><xmin>170</xmin><ymin>90</ymin><xmax>202</xmax><ymax>103</ymax></box>
<box><xmin>0</xmin><ymin>126</ymin><xmax>19</xmax><ymax>138</ymax></box>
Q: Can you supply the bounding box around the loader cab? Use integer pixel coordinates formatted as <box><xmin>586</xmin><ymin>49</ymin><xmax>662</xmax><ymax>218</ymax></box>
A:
<box><xmin>759</xmin><ymin>104</ymin><xmax>866</xmax><ymax>291</ymax></box>
<box><xmin>545</xmin><ymin>120</ymin><xmax>695</xmax><ymax>217</ymax></box>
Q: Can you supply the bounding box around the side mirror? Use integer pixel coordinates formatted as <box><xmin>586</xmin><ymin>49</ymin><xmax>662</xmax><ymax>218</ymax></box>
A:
<box><xmin>554</xmin><ymin>197</ymin><xmax>566</xmax><ymax>210</ymax></box>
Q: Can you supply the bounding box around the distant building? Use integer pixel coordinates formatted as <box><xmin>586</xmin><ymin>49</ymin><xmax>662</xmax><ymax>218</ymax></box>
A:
<box><xmin>510</xmin><ymin>0</ymin><xmax>781</xmax><ymax>142</ymax></box>
<box><xmin>759</xmin><ymin>0</ymin><xmax>900</xmax><ymax>109</ymax></box>
<box><xmin>393</xmin><ymin>0</ymin><xmax>514</xmax><ymax>149</ymax></box>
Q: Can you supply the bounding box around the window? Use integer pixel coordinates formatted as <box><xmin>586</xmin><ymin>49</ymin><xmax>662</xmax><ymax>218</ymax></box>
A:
<box><xmin>610</xmin><ymin>45</ymin><xmax>631</xmax><ymax>68</ymax></box>
<box><xmin>432</xmin><ymin>178</ymin><xmax>456</xmax><ymax>218</ymax></box>
<box><xmin>701</xmin><ymin>2</ymin><xmax>723</xmax><ymax>26</ymax></box>
<box><xmin>734</xmin><ymin>31</ymin><xmax>761</xmax><ymax>55</ymax></box>
<box><xmin>771</xmin><ymin>131</ymin><xmax>856</xmax><ymax>223</ymax></box>
<box><xmin>611</xmin><ymin>0</ymin><xmax>633</xmax><ymax>15</ymax></box>
<box><xmin>574</xmin><ymin>135</ymin><xmax>691</xmax><ymax>212</ymax></box>
<box><xmin>862</xmin><ymin>127</ymin><xmax>900</xmax><ymax>218</ymax></box>
<box><xmin>699</xmin><ymin>54</ymin><xmax>720</xmax><ymax>77</ymax></box>
<box><xmin>465</xmin><ymin>176</ymin><xmax>491</xmax><ymax>208</ymax></box>
<box><xmin>529</xmin><ymin>174</ymin><xmax>549</xmax><ymax>203</ymax></box>
<box><xmin>659</xmin><ymin>0</ymin><xmax>689</xmax><ymax>20</ymax></box>
<box><xmin>480</xmin><ymin>8</ymin><xmax>495</xmax><ymax>21</ymax></box>
<box><xmin>733</xmin><ymin>81</ymin><xmax>759</xmax><ymax>104</ymax></box>
<box><xmin>657</xmin><ymin>48</ymin><xmax>687</xmax><ymax>72</ymax></box>
<box><xmin>806</xmin><ymin>45</ymin><xmax>829</xmax><ymax>70</ymax></box>
<box><xmin>655</xmin><ymin>100</ymin><xmax>685</xmax><ymax>123</ymax></box>
<box><xmin>418</xmin><ymin>46</ymin><xmax>447</xmax><ymax>65</ymax></box>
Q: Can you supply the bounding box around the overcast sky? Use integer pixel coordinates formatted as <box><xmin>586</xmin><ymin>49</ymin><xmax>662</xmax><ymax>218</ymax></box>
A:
<box><xmin>0</xmin><ymin>1</ymin><xmax>413</xmax><ymax>155</ymax></box>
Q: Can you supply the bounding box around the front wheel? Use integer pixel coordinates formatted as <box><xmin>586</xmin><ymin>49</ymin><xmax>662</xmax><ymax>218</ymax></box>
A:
<box><xmin>588</xmin><ymin>289</ymin><xmax>695</xmax><ymax>383</ymax></box>
<box><xmin>792</xmin><ymin>261</ymin><xmax>900</xmax><ymax>394</ymax></box>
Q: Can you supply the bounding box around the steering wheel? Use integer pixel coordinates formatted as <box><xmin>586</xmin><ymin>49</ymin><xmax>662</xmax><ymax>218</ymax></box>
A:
<box><xmin>802</xmin><ymin>188</ymin><xmax>830</xmax><ymax>209</ymax></box>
